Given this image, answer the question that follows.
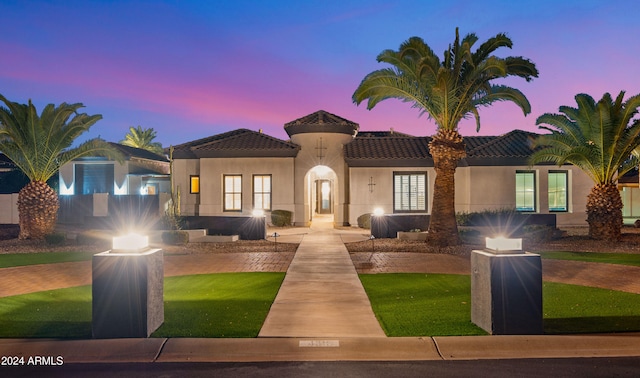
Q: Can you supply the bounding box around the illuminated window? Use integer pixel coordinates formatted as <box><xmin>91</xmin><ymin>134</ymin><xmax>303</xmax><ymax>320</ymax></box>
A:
<box><xmin>393</xmin><ymin>172</ymin><xmax>427</xmax><ymax>212</ymax></box>
<box><xmin>224</xmin><ymin>175</ymin><xmax>242</xmax><ymax>211</ymax></box>
<box><xmin>190</xmin><ymin>175</ymin><xmax>200</xmax><ymax>194</ymax></box>
<box><xmin>515</xmin><ymin>171</ymin><xmax>536</xmax><ymax>212</ymax></box>
<box><xmin>548</xmin><ymin>171</ymin><xmax>568</xmax><ymax>212</ymax></box>
<box><xmin>253</xmin><ymin>174</ymin><xmax>271</xmax><ymax>210</ymax></box>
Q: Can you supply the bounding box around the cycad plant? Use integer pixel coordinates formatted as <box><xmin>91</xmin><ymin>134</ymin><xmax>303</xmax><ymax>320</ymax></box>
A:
<box><xmin>530</xmin><ymin>91</ymin><xmax>640</xmax><ymax>240</ymax></box>
<box><xmin>353</xmin><ymin>28</ymin><xmax>537</xmax><ymax>246</ymax></box>
<box><xmin>0</xmin><ymin>95</ymin><xmax>122</xmax><ymax>240</ymax></box>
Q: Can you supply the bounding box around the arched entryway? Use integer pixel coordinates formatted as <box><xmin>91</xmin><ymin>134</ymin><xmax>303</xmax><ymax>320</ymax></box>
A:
<box><xmin>304</xmin><ymin>165</ymin><xmax>338</xmax><ymax>226</ymax></box>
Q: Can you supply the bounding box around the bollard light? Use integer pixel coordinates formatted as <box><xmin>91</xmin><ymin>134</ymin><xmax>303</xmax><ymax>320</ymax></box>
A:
<box><xmin>485</xmin><ymin>236</ymin><xmax>522</xmax><ymax>253</ymax></box>
<box><xmin>112</xmin><ymin>233</ymin><xmax>149</xmax><ymax>253</ymax></box>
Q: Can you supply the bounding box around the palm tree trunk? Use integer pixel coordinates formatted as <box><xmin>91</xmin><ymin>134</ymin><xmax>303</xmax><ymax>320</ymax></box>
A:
<box><xmin>17</xmin><ymin>181</ymin><xmax>59</xmax><ymax>240</ymax></box>
<box><xmin>426</xmin><ymin>129</ymin><xmax>466</xmax><ymax>247</ymax></box>
<box><xmin>586</xmin><ymin>183</ymin><xmax>622</xmax><ymax>241</ymax></box>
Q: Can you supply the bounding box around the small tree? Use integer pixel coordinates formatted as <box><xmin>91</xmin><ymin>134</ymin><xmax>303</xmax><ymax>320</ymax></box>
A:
<box><xmin>530</xmin><ymin>91</ymin><xmax>640</xmax><ymax>240</ymax></box>
<box><xmin>120</xmin><ymin>125</ymin><xmax>164</xmax><ymax>154</ymax></box>
<box><xmin>0</xmin><ymin>95</ymin><xmax>122</xmax><ymax>239</ymax></box>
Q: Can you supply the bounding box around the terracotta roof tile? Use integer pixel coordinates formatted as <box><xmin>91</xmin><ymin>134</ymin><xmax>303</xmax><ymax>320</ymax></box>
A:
<box><xmin>345</xmin><ymin>137</ymin><xmax>432</xmax><ymax>167</ymax></box>
<box><xmin>175</xmin><ymin>129</ymin><xmax>300</xmax><ymax>158</ymax></box>
<box><xmin>284</xmin><ymin>110</ymin><xmax>359</xmax><ymax>136</ymax></box>
<box><xmin>108</xmin><ymin>143</ymin><xmax>169</xmax><ymax>162</ymax></box>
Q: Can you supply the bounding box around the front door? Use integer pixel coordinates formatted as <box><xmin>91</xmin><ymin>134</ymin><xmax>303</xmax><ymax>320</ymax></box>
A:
<box><xmin>316</xmin><ymin>179</ymin><xmax>332</xmax><ymax>214</ymax></box>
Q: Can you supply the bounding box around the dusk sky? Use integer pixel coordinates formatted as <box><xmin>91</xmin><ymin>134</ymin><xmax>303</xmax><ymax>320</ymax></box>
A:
<box><xmin>2</xmin><ymin>0</ymin><xmax>638</xmax><ymax>147</ymax></box>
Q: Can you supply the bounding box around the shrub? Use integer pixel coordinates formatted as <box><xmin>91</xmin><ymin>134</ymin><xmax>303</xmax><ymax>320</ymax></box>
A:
<box><xmin>522</xmin><ymin>225</ymin><xmax>563</xmax><ymax>244</ymax></box>
<box><xmin>271</xmin><ymin>210</ymin><xmax>292</xmax><ymax>227</ymax></box>
<box><xmin>162</xmin><ymin>230</ymin><xmax>189</xmax><ymax>245</ymax></box>
<box><xmin>357</xmin><ymin>213</ymin><xmax>371</xmax><ymax>229</ymax></box>
<box><xmin>158</xmin><ymin>214</ymin><xmax>185</xmax><ymax>230</ymax></box>
<box><xmin>45</xmin><ymin>232</ymin><xmax>66</xmax><ymax>245</ymax></box>
<box><xmin>458</xmin><ymin>228</ymin><xmax>482</xmax><ymax>244</ymax></box>
<box><xmin>76</xmin><ymin>230</ymin><xmax>105</xmax><ymax>246</ymax></box>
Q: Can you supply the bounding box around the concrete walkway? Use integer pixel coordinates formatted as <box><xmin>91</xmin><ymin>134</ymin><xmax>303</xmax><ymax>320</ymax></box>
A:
<box><xmin>259</xmin><ymin>215</ymin><xmax>385</xmax><ymax>337</ymax></box>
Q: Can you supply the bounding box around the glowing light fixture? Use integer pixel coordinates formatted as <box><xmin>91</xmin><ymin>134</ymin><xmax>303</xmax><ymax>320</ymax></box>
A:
<box><xmin>252</xmin><ymin>209</ymin><xmax>265</xmax><ymax>217</ymax></box>
<box><xmin>373</xmin><ymin>208</ymin><xmax>384</xmax><ymax>216</ymax></box>
<box><xmin>485</xmin><ymin>236</ymin><xmax>522</xmax><ymax>253</ymax></box>
<box><xmin>112</xmin><ymin>233</ymin><xmax>149</xmax><ymax>253</ymax></box>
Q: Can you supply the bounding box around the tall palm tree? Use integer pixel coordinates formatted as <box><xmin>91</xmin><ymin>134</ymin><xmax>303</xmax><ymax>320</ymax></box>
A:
<box><xmin>353</xmin><ymin>28</ymin><xmax>538</xmax><ymax>246</ymax></box>
<box><xmin>530</xmin><ymin>91</ymin><xmax>640</xmax><ymax>241</ymax></box>
<box><xmin>120</xmin><ymin>126</ymin><xmax>164</xmax><ymax>155</ymax></box>
<box><xmin>0</xmin><ymin>94</ymin><xmax>122</xmax><ymax>240</ymax></box>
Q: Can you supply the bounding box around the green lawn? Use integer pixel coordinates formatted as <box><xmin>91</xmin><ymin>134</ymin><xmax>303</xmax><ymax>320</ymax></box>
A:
<box><xmin>539</xmin><ymin>251</ymin><xmax>640</xmax><ymax>266</ymax></box>
<box><xmin>0</xmin><ymin>251</ymin><xmax>95</xmax><ymax>268</ymax></box>
<box><xmin>360</xmin><ymin>273</ymin><xmax>640</xmax><ymax>336</ymax></box>
<box><xmin>0</xmin><ymin>273</ymin><xmax>284</xmax><ymax>338</ymax></box>
<box><xmin>1</xmin><ymin>272</ymin><xmax>639</xmax><ymax>338</ymax></box>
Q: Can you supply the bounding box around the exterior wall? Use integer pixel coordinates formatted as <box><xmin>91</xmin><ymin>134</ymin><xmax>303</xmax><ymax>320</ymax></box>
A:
<box><xmin>621</xmin><ymin>186</ymin><xmax>640</xmax><ymax>221</ymax></box>
<box><xmin>290</xmin><ymin>132</ymin><xmax>354</xmax><ymax>226</ymax></box>
<box><xmin>192</xmin><ymin>157</ymin><xmax>295</xmax><ymax>218</ymax></box>
<box><xmin>459</xmin><ymin>165</ymin><xmax>591</xmax><ymax>226</ymax></box>
<box><xmin>348</xmin><ymin>166</ymin><xmax>436</xmax><ymax>226</ymax></box>
<box><xmin>172</xmin><ymin>159</ymin><xmax>200</xmax><ymax>215</ymax></box>
<box><xmin>0</xmin><ymin>193</ymin><xmax>19</xmax><ymax>224</ymax></box>
<box><xmin>349</xmin><ymin>164</ymin><xmax>591</xmax><ymax>227</ymax></box>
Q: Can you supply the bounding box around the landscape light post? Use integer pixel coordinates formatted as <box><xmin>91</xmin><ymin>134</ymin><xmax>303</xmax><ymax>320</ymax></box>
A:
<box><xmin>471</xmin><ymin>237</ymin><xmax>542</xmax><ymax>335</ymax></box>
<box><xmin>92</xmin><ymin>233</ymin><xmax>164</xmax><ymax>338</ymax></box>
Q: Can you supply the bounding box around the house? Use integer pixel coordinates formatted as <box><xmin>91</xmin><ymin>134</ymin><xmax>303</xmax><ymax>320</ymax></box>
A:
<box><xmin>56</xmin><ymin>143</ymin><xmax>170</xmax><ymax>226</ymax></box>
<box><xmin>169</xmin><ymin>110</ymin><xmax>595</xmax><ymax>228</ymax></box>
<box><xmin>59</xmin><ymin>142</ymin><xmax>170</xmax><ymax>196</ymax></box>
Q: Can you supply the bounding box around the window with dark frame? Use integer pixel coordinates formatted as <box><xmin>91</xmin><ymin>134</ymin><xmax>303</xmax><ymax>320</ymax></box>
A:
<box><xmin>253</xmin><ymin>174</ymin><xmax>272</xmax><ymax>210</ymax></box>
<box><xmin>515</xmin><ymin>171</ymin><xmax>536</xmax><ymax>212</ymax></box>
<box><xmin>393</xmin><ymin>172</ymin><xmax>427</xmax><ymax>212</ymax></box>
<box><xmin>548</xmin><ymin>171</ymin><xmax>568</xmax><ymax>212</ymax></box>
<box><xmin>223</xmin><ymin>175</ymin><xmax>242</xmax><ymax>211</ymax></box>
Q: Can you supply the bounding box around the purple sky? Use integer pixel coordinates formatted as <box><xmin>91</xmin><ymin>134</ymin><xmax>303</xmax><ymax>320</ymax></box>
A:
<box><xmin>1</xmin><ymin>0</ymin><xmax>638</xmax><ymax>147</ymax></box>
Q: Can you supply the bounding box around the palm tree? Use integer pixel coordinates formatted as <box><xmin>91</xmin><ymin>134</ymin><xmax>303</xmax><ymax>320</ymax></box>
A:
<box><xmin>353</xmin><ymin>28</ymin><xmax>538</xmax><ymax>246</ymax></box>
<box><xmin>0</xmin><ymin>94</ymin><xmax>122</xmax><ymax>240</ymax></box>
<box><xmin>530</xmin><ymin>91</ymin><xmax>640</xmax><ymax>241</ymax></box>
<box><xmin>120</xmin><ymin>126</ymin><xmax>164</xmax><ymax>154</ymax></box>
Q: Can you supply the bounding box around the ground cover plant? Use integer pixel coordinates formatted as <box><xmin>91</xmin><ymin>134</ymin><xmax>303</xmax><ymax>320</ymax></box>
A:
<box><xmin>537</xmin><ymin>251</ymin><xmax>640</xmax><ymax>266</ymax></box>
<box><xmin>0</xmin><ymin>273</ymin><xmax>284</xmax><ymax>338</ymax></box>
<box><xmin>0</xmin><ymin>251</ymin><xmax>94</xmax><ymax>268</ymax></box>
<box><xmin>153</xmin><ymin>273</ymin><xmax>284</xmax><ymax>337</ymax></box>
<box><xmin>360</xmin><ymin>273</ymin><xmax>640</xmax><ymax>336</ymax></box>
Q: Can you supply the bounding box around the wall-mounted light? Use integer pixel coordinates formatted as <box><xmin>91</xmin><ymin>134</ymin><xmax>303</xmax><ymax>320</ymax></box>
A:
<box><xmin>373</xmin><ymin>208</ymin><xmax>384</xmax><ymax>216</ymax></box>
<box><xmin>252</xmin><ymin>209</ymin><xmax>265</xmax><ymax>217</ymax></box>
<box><xmin>112</xmin><ymin>233</ymin><xmax>149</xmax><ymax>253</ymax></box>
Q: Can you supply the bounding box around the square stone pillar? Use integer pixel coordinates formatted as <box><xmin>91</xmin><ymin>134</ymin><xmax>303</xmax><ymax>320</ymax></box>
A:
<box><xmin>92</xmin><ymin>249</ymin><xmax>164</xmax><ymax>338</ymax></box>
<box><xmin>471</xmin><ymin>250</ymin><xmax>543</xmax><ymax>335</ymax></box>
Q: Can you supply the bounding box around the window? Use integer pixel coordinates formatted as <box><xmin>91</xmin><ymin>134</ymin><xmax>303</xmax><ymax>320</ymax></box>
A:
<box><xmin>548</xmin><ymin>171</ymin><xmax>568</xmax><ymax>212</ymax></box>
<box><xmin>224</xmin><ymin>175</ymin><xmax>242</xmax><ymax>211</ymax></box>
<box><xmin>190</xmin><ymin>175</ymin><xmax>200</xmax><ymax>194</ymax></box>
<box><xmin>393</xmin><ymin>172</ymin><xmax>427</xmax><ymax>212</ymax></box>
<box><xmin>515</xmin><ymin>171</ymin><xmax>536</xmax><ymax>212</ymax></box>
<box><xmin>75</xmin><ymin>163</ymin><xmax>114</xmax><ymax>195</ymax></box>
<box><xmin>253</xmin><ymin>174</ymin><xmax>272</xmax><ymax>210</ymax></box>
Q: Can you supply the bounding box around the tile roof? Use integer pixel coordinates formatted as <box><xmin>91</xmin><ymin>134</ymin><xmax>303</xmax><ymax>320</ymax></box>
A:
<box><xmin>346</xmin><ymin>130</ymin><xmax>547</xmax><ymax>167</ymax></box>
<box><xmin>174</xmin><ymin>129</ymin><xmax>300</xmax><ymax>158</ymax></box>
<box><xmin>285</xmin><ymin>110</ymin><xmax>359</xmax><ymax>137</ymax></box>
<box><xmin>464</xmin><ymin>130</ymin><xmax>542</xmax><ymax>165</ymax></box>
<box><xmin>356</xmin><ymin>130</ymin><xmax>413</xmax><ymax>138</ymax></box>
<box><xmin>108</xmin><ymin>143</ymin><xmax>169</xmax><ymax>162</ymax></box>
<box><xmin>169</xmin><ymin>129</ymin><xmax>249</xmax><ymax>158</ymax></box>
<box><xmin>345</xmin><ymin>136</ymin><xmax>432</xmax><ymax>167</ymax></box>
